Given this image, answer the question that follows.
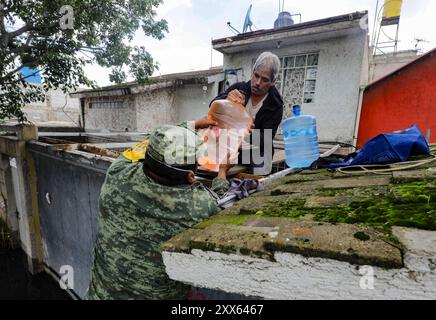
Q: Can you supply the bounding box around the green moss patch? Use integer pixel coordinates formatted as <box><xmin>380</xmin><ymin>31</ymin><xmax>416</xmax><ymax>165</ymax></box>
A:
<box><xmin>252</xmin><ymin>181</ymin><xmax>436</xmax><ymax>231</ymax></box>
<box><xmin>391</xmin><ymin>181</ymin><xmax>435</xmax><ymax>204</ymax></box>
<box><xmin>353</xmin><ymin>231</ymin><xmax>370</xmax><ymax>241</ymax></box>
<box><xmin>256</xmin><ymin>200</ymin><xmax>307</xmax><ymax>219</ymax></box>
<box><xmin>193</xmin><ymin>214</ymin><xmax>250</xmax><ymax>230</ymax></box>
<box><xmin>311</xmin><ymin>200</ymin><xmax>435</xmax><ymax>230</ymax></box>
<box><xmin>318</xmin><ymin>186</ymin><xmax>388</xmax><ymax>198</ymax></box>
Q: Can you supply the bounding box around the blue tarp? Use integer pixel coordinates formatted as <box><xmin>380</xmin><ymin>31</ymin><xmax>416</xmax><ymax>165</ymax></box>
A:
<box><xmin>326</xmin><ymin>125</ymin><xmax>430</xmax><ymax>169</ymax></box>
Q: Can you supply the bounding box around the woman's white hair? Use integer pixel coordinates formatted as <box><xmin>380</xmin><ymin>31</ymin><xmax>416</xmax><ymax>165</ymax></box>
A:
<box><xmin>252</xmin><ymin>52</ymin><xmax>281</xmax><ymax>81</ymax></box>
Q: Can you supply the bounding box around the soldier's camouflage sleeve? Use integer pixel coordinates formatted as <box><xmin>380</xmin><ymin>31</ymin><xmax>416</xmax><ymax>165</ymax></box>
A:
<box><xmin>210</xmin><ymin>177</ymin><xmax>229</xmax><ymax>198</ymax></box>
<box><xmin>178</xmin><ymin>121</ymin><xmax>195</xmax><ymax>131</ymax></box>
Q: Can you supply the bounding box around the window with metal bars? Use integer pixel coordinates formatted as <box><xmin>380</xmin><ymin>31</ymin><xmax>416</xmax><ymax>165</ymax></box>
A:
<box><xmin>88</xmin><ymin>101</ymin><xmax>125</xmax><ymax>109</ymax></box>
<box><xmin>275</xmin><ymin>53</ymin><xmax>319</xmax><ymax>113</ymax></box>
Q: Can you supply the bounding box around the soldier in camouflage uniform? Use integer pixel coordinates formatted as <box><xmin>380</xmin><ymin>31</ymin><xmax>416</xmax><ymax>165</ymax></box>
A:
<box><xmin>87</xmin><ymin>121</ymin><xmax>230</xmax><ymax>300</ymax></box>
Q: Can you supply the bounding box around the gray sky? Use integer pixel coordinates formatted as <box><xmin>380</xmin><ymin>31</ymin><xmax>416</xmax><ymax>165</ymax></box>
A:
<box><xmin>85</xmin><ymin>0</ymin><xmax>436</xmax><ymax>86</ymax></box>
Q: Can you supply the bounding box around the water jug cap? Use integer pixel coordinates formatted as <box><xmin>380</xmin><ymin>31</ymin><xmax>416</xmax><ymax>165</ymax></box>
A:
<box><xmin>292</xmin><ymin>104</ymin><xmax>301</xmax><ymax>116</ymax></box>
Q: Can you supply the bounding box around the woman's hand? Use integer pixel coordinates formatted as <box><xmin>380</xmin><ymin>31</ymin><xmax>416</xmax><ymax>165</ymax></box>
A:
<box><xmin>248</xmin><ymin>118</ymin><xmax>255</xmax><ymax>135</ymax></box>
<box><xmin>227</xmin><ymin>89</ymin><xmax>245</xmax><ymax>105</ymax></box>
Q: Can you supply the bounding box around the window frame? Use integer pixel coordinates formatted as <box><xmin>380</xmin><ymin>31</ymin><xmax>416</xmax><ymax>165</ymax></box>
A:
<box><xmin>88</xmin><ymin>100</ymin><xmax>125</xmax><ymax>110</ymax></box>
<box><xmin>276</xmin><ymin>52</ymin><xmax>319</xmax><ymax>104</ymax></box>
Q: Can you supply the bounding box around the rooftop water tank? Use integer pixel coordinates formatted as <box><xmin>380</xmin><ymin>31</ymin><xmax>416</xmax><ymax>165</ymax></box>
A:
<box><xmin>274</xmin><ymin>11</ymin><xmax>294</xmax><ymax>28</ymax></box>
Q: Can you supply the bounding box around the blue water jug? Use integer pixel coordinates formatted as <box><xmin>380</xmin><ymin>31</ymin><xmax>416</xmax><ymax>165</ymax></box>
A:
<box><xmin>281</xmin><ymin>105</ymin><xmax>319</xmax><ymax>169</ymax></box>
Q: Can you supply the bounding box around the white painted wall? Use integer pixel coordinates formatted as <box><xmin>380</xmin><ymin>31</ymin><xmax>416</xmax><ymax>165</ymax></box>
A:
<box><xmin>84</xmin><ymin>96</ymin><xmax>136</xmax><ymax>132</ymax></box>
<box><xmin>163</xmin><ymin>227</ymin><xmax>436</xmax><ymax>300</ymax></box>
<box><xmin>369</xmin><ymin>51</ymin><xmax>419</xmax><ymax>82</ymax></box>
<box><xmin>84</xmin><ymin>81</ymin><xmax>223</xmax><ymax>132</ymax></box>
<box><xmin>23</xmin><ymin>87</ymin><xmax>80</xmax><ymax>124</ymax></box>
<box><xmin>223</xmin><ymin>33</ymin><xmax>368</xmax><ymax>144</ymax></box>
<box><xmin>135</xmin><ymin>87</ymin><xmax>177</xmax><ymax>132</ymax></box>
<box><xmin>175</xmin><ymin>83</ymin><xmax>220</xmax><ymax>123</ymax></box>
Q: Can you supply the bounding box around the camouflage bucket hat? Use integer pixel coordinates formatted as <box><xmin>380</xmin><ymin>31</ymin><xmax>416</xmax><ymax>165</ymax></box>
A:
<box><xmin>146</xmin><ymin>124</ymin><xmax>206</xmax><ymax>167</ymax></box>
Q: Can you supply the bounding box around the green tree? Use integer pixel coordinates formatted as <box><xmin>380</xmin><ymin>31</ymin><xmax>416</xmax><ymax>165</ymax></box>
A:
<box><xmin>0</xmin><ymin>0</ymin><xmax>168</xmax><ymax>121</ymax></box>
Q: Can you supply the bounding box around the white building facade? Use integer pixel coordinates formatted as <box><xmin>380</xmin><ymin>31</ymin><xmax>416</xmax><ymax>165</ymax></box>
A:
<box><xmin>213</xmin><ymin>11</ymin><xmax>370</xmax><ymax>145</ymax></box>
<box><xmin>72</xmin><ymin>69</ymin><xmax>224</xmax><ymax>132</ymax></box>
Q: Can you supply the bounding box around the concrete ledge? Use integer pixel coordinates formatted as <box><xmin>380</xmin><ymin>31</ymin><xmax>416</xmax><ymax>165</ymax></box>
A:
<box><xmin>163</xmin><ymin>226</ymin><xmax>436</xmax><ymax>300</ymax></box>
<box><xmin>162</xmin><ymin>164</ymin><xmax>436</xmax><ymax>299</ymax></box>
<box><xmin>393</xmin><ymin>227</ymin><xmax>436</xmax><ymax>273</ymax></box>
<box><xmin>0</xmin><ymin>136</ymin><xmax>26</xmax><ymax>158</ymax></box>
<box><xmin>163</xmin><ymin>240</ymin><xmax>436</xmax><ymax>299</ymax></box>
<box><xmin>27</xmin><ymin>141</ymin><xmax>113</xmax><ymax>174</ymax></box>
<box><xmin>0</xmin><ymin>124</ymin><xmax>38</xmax><ymax>140</ymax></box>
<box><xmin>162</xmin><ymin>216</ymin><xmax>402</xmax><ymax>268</ymax></box>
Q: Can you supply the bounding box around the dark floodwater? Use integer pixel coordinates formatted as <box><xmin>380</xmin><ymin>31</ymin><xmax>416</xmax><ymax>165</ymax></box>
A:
<box><xmin>0</xmin><ymin>248</ymin><xmax>72</xmax><ymax>300</ymax></box>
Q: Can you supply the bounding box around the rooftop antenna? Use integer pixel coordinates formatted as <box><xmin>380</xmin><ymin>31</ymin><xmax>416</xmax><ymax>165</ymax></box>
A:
<box><xmin>278</xmin><ymin>0</ymin><xmax>284</xmax><ymax>14</ymax></box>
<box><xmin>242</xmin><ymin>4</ymin><xmax>253</xmax><ymax>33</ymax></box>
<box><xmin>227</xmin><ymin>21</ymin><xmax>241</xmax><ymax>35</ymax></box>
<box><xmin>414</xmin><ymin>37</ymin><xmax>429</xmax><ymax>53</ymax></box>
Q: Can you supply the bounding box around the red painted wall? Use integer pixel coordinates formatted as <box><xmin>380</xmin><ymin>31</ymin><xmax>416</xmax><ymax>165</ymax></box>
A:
<box><xmin>357</xmin><ymin>51</ymin><xmax>436</xmax><ymax>148</ymax></box>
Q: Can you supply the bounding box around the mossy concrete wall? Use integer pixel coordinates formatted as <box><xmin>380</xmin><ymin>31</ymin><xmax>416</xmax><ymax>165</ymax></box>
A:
<box><xmin>163</xmin><ymin>226</ymin><xmax>435</xmax><ymax>299</ymax></box>
<box><xmin>162</xmin><ymin>164</ymin><xmax>436</xmax><ymax>299</ymax></box>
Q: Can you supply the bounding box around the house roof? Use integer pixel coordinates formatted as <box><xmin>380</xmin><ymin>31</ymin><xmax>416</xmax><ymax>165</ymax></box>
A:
<box><xmin>148</xmin><ymin>67</ymin><xmax>224</xmax><ymax>82</ymax></box>
<box><xmin>365</xmin><ymin>47</ymin><xmax>436</xmax><ymax>91</ymax></box>
<box><xmin>212</xmin><ymin>11</ymin><xmax>368</xmax><ymax>54</ymax></box>
<box><xmin>70</xmin><ymin>67</ymin><xmax>224</xmax><ymax>98</ymax></box>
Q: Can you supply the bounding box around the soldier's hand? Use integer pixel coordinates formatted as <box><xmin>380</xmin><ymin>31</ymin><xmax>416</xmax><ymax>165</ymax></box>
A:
<box><xmin>194</xmin><ymin>116</ymin><xmax>218</xmax><ymax>130</ymax></box>
<box><xmin>217</xmin><ymin>163</ymin><xmax>234</xmax><ymax>179</ymax></box>
<box><xmin>217</xmin><ymin>152</ymin><xmax>235</xmax><ymax>179</ymax></box>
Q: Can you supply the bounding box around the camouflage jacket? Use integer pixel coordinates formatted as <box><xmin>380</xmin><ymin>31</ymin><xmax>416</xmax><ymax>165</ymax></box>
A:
<box><xmin>87</xmin><ymin>155</ymin><xmax>229</xmax><ymax>300</ymax></box>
